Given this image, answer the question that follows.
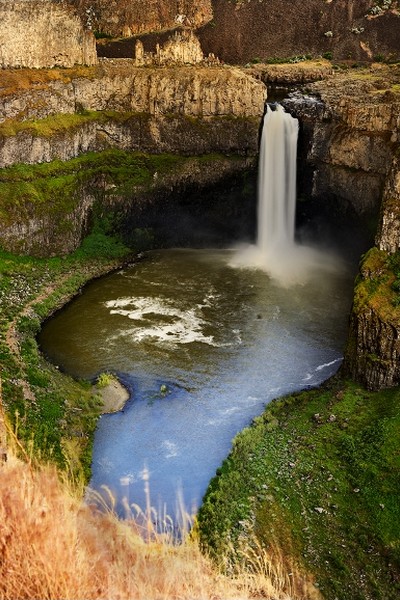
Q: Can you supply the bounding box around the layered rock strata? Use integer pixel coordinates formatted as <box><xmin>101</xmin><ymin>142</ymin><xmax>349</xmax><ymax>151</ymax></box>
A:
<box><xmin>0</xmin><ymin>0</ymin><xmax>97</xmax><ymax>68</ymax></box>
<box><xmin>0</xmin><ymin>61</ymin><xmax>264</xmax><ymax>124</ymax></box>
<box><xmin>285</xmin><ymin>65</ymin><xmax>400</xmax><ymax>226</ymax></box>
<box><xmin>198</xmin><ymin>0</ymin><xmax>400</xmax><ymax>64</ymax></box>
<box><xmin>296</xmin><ymin>64</ymin><xmax>400</xmax><ymax>390</ymax></box>
<box><xmin>0</xmin><ymin>61</ymin><xmax>266</xmax><ymax>256</ymax></box>
<box><xmin>344</xmin><ymin>249</ymin><xmax>400</xmax><ymax>390</ymax></box>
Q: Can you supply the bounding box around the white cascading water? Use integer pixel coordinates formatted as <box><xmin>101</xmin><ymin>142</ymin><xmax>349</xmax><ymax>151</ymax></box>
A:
<box><xmin>232</xmin><ymin>103</ymin><xmax>340</xmax><ymax>285</ymax></box>
<box><xmin>257</xmin><ymin>104</ymin><xmax>299</xmax><ymax>258</ymax></box>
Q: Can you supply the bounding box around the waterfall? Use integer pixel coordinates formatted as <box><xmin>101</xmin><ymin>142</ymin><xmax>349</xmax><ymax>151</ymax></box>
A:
<box><xmin>231</xmin><ymin>103</ymin><xmax>341</xmax><ymax>285</ymax></box>
<box><xmin>257</xmin><ymin>104</ymin><xmax>299</xmax><ymax>260</ymax></box>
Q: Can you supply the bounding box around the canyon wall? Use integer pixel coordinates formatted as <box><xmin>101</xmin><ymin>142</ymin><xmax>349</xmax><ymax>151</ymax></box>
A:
<box><xmin>0</xmin><ymin>61</ymin><xmax>265</xmax><ymax>256</ymax></box>
<box><xmin>343</xmin><ymin>248</ymin><xmax>400</xmax><ymax>390</ymax></box>
<box><xmin>285</xmin><ymin>65</ymin><xmax>400</xmax><ymax>232</ymax></box>
<box><xmin>0</xmin><ymin>0</ymin><xmax>97</xmax><ymax>68</ymax></box>
<box><xmin>72</xmin><ymin>0</ymin><xmax>213</xmax><ymax>37</ymax></box>
<box><xmin>292</xmin><ymin>64</ymin><xmax>400</xmax><ymax>390</ymax></box>
<box><xmin>0</xmin><ymin>62</ymin><xmax>264</xmax><ymax>126</ymax></box>
<box><xmin>200</xmin><ymin>0</ymin><xmax>400</xmax><ymax>64</ymax></box>
<box><xmin>93</xmin><ymin>0</ymin><xmax>400</xmax><ymax>64</ymax></box>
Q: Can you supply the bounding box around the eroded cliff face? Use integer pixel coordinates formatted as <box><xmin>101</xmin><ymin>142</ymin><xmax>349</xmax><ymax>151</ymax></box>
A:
<box><xmin>0</xmin><ymin>61</ymin><xmax>265</xmax><ymax>256</ymax></box>
<box><xmin>0</xmin><ymin>61</ymin><xmax>264</xmax><ymax>126</ymax></box>
<box><xmin>297</xmin><ymin>64</ymin><xmax>400</xmax><ymax>390</ymax></box>
<box><xmin>71</xmin><ymin>0</ymin><xmax>213</xmax><ymax>37</ymax></box>
<box><xmin>199</xmin><ymin>0</ymin><xmax>400</xmax><ymax>63</ymax></box>
<box><xmin>91</xmin><ymin>0</ymin><xmax>400</xmax><ymax>64</ymax></box>
<box><xmin>0</xmin><ymin>0</ymin><xmax>97</xmax><ymax>68</ymax></box>
<box><xmin>260</xmin><ymin>63</ymin><xmax>400</xmax><ymax>390</ymax></box>
<box><xmin>343</xmin><ymin>249</ymin><xmax>400</xmax><ymax>390</ymax></box>
<box><xmin>376</xmin><ymin>157</ymin><xmax>400</xmax><ymax>254</ymax></box>
<box><xmin>348</xmin><ymin>153</ymin><xmax>400</xmax><ymax>390</ymax></box>
<box><xmin>285</xmin><ymin>65</ymin><xmax>400</xmax><ymax>232</ymax></box>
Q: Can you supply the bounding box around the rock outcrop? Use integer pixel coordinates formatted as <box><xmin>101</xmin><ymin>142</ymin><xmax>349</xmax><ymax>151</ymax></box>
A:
<box><xmin>346</xmin><ymin>154</ymin><xmax>400</xmax><ymax>391</ymax></box>
<box><xmin>0</xmin><ymin>61</ymin><xmax>265</xmax><ymax>125</ymax></box>
<box><xmin>293</xmin><ymin>64</ymin><xmax>400</xmax><ymax>391</ymax></box>
<box><xmin>0</xmin><ymin>61</ymin><xmax>265</xmax><ymax>171</ymax></box>
<box><xmin>285</xmin><ymin>64</ymin><xmax>400</xmax><ymax>229</ymax></box>
<box><xmin>0</xmin><ymin>0</ymin><xmax>97</xmax><ymax>69</ymax></box>
<box><xmin>344</xmin><ymin>249</ymin><xmax>400</xmax><ymax>390</ymax></box>
<box><xmin>134</xmin><ymin>29</ymin><xmax>206</xmax><ymax>66</ymax></box>
<box><xmin>376</xmin><ymin>157</ymin><xmax>400</xmax><ymax>254</ymax></box>
<box><xmin>71</xmin><ymin>0</ymin><xmax>400</xmax><ymax>64</ymax></box>
<box><xmin>198</xmin><ymin>0</ymin><xmax>400</xmax><ymax>64</ymax></box>
<box><xmin>244</xmin><ymin>61</ymin><xmax>333</xmax><ymax>85</ymax></box>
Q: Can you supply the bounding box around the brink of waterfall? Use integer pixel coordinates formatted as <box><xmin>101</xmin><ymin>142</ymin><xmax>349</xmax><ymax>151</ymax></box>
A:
<box><xmin>231</xmin><ymin>104</ymin><xmax>342</xmax><ymax>286</ymax></box>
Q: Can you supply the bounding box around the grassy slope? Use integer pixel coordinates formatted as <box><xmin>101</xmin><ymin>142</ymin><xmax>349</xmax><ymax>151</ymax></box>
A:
<box><xmin>0</xmin><ymin>149</ymin><xmax>185</xmax><ymax>222</ymax></box>
<box><xmin>0</xmin><ymin>452</ymin><xmax>255</xmax><ymax>600</ymax></box>
<box><xmin>198</xmin><ymin>376</ymin><xmax>400</xmax><ymax>600</ymax></box>
<box><xmin>0</xmin><ymin>233</ymin><xmax>131</xmax><ymax>481</ymax></box>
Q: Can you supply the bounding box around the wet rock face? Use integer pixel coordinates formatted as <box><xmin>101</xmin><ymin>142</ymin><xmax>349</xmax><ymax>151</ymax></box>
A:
<box><xmin>0</xmin><ymin>0</ymin><xmax>97</xmax><ymax>68</ymax></box>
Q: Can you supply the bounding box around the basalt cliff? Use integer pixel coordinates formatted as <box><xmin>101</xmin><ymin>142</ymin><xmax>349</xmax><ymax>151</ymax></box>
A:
<box><xmin>279</xmin><ymin>64</ymin><xmax>400</xmax><ymax>390</ymax></box>
<box><xmin>0</xmin><ymin>60</ymin><xmax>265</xmax><ymax>255</ymax></box>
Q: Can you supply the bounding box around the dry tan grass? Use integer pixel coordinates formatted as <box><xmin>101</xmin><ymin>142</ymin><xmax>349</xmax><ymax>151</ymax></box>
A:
<box><xmin>0</xmin><ymin>451</ymin><xmax>311</xmax><ymax>600</ymax></box>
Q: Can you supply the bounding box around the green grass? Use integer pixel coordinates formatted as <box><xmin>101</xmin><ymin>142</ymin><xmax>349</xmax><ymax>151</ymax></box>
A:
<box><xmin>0</xmin><ymin>149</ymin><xmax>187</xmax><ymax>254</ymax></box>
<box><xmin>0</xmin><ymin>111</ymin><xmax>112</xmax><ymax>137</ymax></box>
<box><xmin>0</xmin><ymin>235</ymin><xmax>131</xmax><ymax>480</ymax></box>
<box><xmin>0</xmin><ymin>149</ymin><xmax>195</xmax><ymax>218</ymax></box>
<box><xmin>0</xmin><ymin>148</ymin><xmax>241</xmax><ymax>256</ymax></box>
<box><xmin>352</xmin><ymin>248</ymin><xmax>400</xmax><ymax>320</ymax></box>
<box><xmin>198</xmin><ymin>377</ymin><xmax>400</xmax><ymax>599</ymax></box>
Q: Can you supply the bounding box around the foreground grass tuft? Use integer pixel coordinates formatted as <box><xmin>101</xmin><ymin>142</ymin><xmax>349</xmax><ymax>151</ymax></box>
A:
<box><xmin>0</xmin><ymin>450</ymin><xmax>302</xmax><ymax>600</ymax></box>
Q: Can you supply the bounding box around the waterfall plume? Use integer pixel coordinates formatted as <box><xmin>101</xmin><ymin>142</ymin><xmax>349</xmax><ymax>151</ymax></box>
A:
<box><xmin>231</xmin><ymin>104</ymin><xmax>342</xmax><ymax>285</ymax></box>
<box><xmin>257</xmin><ymin>104</ymin><xmax>298</xmax><ymax>258</ymax></box>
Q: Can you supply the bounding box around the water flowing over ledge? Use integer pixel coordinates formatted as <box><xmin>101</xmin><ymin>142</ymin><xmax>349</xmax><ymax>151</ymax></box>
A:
<box><xmin>231</xmin><ymin>104</ymin><xmax>344</xmax><ymax>286</ymax></box>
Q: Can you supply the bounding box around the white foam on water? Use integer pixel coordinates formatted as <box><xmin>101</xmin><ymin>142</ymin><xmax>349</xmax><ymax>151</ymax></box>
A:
<box><xmin>302</xmin><ymin>373</ymin><xmax>313</xmax><ymax>382</ymax></box>
<box><xmin>105</xmin><ymin>295</ymin><xmax>245</xmax><ymax>347</ymax></box>
<box><xmin>105</xmin><ymin>296</ymin><xmax>216</xmax><ymax>346</ymax></box>
<box><xmin>315</xmin><ymin>357</ymin><xmax>342</xmax><ymax>372</ymax></box>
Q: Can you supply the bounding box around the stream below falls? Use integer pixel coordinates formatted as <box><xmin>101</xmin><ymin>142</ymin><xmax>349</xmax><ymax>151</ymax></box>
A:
<box><xmin>39</xmin><ymin>246</ymin><xmax>356</xmax><ymax>523</ymax></box>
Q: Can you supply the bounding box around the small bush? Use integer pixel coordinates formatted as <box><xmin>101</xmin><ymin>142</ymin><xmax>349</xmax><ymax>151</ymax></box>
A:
<box><xmin>96</xmin><ymin>372</ymin><xmax>115</xmax><ymax>388</ymax></box>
